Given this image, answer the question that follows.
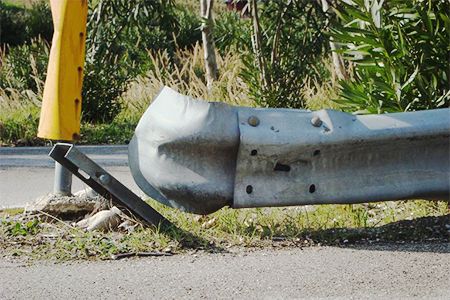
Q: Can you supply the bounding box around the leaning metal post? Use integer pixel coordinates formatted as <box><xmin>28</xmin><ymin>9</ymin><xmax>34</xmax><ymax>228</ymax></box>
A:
<box><xmin>49</xmin><ymin>143</ymin><xmax>173</xmax><ymax>229</ymax></box>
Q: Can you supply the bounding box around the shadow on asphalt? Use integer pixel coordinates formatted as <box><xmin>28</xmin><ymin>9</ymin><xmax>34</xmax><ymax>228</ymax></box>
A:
<box><xmin>163</xmin><ymin>225</ymin><xmax>227</xmax><ymax>254</ymax></box>
<box><xmin>306</xmin><ymin>214</ymin><xmax>449</xmax><ymax>253</ymax></box>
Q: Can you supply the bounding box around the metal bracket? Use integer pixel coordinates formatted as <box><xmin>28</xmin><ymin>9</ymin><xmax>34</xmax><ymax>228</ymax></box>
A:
<box><xmin>49</xmin><ymin>143</ymin><xmax>173</xmax><ymax>229</ymax></box>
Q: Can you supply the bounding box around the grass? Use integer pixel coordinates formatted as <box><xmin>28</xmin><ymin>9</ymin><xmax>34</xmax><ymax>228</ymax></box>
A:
<box><xmin>0</xmin><ymin>200</ymin><xmax>448</xmax><ymax>261</ymax></box>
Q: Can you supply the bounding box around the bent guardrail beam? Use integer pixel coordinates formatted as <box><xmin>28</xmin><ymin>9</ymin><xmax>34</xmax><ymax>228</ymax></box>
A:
<box><xmin>129</xmin><ymin>87</ymin><xmax>450</xmax><ymax>215</ymax></box>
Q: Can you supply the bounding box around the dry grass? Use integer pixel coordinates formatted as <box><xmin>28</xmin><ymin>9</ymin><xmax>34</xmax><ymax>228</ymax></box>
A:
<box><xmin>0</xmin><ymin>48</ymin><xmax>43</xmax><ymax>145</ymax></box>
<box><xmin>121</xmin><ymin>44</ymin><xmax>340</xmax><ymax>119</ymax></box>
<box><xmin>0</xmin><ymin>43</ymin><xmax>347</xmax><ymax>145</ymax></box>
<box><xmin>121</xmin><ymin>43</ymin><xmax>253</xmax><ymax>117</ymax></box>
<box><xmin>0</xmin><ymin>46</ymin><xmax>44</xmax><ymax>111</ymax></box>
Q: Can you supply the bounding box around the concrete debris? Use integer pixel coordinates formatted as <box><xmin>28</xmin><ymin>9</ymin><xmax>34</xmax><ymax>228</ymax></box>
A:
<box><xmin>25</xmin><ymin>193</ymin><xmax>108</xmax><ymax>218</ymax></box>
<box><xmin>76</xmin><ymin>207</ymin><xmax>122</xmax><ymax>232</ymax></box>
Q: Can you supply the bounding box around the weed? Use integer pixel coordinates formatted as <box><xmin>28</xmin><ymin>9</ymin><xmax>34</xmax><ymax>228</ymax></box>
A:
<box><xmin>2</xmin><ymin>218</ymin><xmax>39</xmax><ymax>237</ymax></box>
<box><xmin>0</xmin><ymin>200</ymin><xmax>447</xmax><ymax>261</ymax></box>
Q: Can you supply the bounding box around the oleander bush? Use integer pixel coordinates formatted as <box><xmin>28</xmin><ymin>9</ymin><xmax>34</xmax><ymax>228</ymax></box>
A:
<box><xmin>331</xmin><ymin>0</ymin><xmax>450</xmax><ymax>113</ymax></box>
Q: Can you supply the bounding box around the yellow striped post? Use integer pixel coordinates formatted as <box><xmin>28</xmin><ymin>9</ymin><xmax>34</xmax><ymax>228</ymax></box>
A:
<box><xmin>38</xmin><ymin>0</ymin><xmax>88</xmax><ymax>141</ymax></box>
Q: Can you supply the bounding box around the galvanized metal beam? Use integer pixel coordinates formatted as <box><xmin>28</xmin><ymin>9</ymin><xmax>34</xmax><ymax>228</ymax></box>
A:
<box><xmin>234</xmin><ymin>106</ymin><xmax>450</xmax><ymax>208</ymax></box>
<box><xmin>49</xmin><ymin>143</ymin><xmax>173</xmax><ymax>228</ymax></box>
<box><xmin>128</xmin><ymin>87</ymin><xmax>450</xmax><ymax>215</ymax></box>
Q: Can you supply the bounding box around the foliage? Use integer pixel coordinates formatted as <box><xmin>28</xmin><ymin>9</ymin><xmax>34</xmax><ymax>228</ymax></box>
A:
<box><xmin>214</xmin><ymin>11</ymin><xmax>252</xmax><ymax>54</ymax></box>
<box><xmin>172</xmin><ymin>5</ymin><xmax>202</xmax><ymax>50</ymax></box>
<box><xmin>0</xmin><ymin>0</ymin><xmax>52</xmax><ymax>47</ymax></box>
<box><xmin>4</xmin><ymin>219</ymin><xmax>40</xmax><ymax>237</ymax></box>
<box><xmin>332</xmin><ymin>0</ymin><xmax>450</xmax><ymax>113</ymax></box>
<box><xmin>79</xmin><ymin>117</ymin><xmax>138</xmax><ymax>145</ymax></box>
<box><xmin>242</xmin><ymin>0</ymin><xmax>330</xmax><ymax>109</ymax></box>
<box><xmin>0</xmin><ymin>104</ymin><xmax>41</xmax><ymax>146</ymax></box>
<box><xmin>81</xmin><ymin>0</ymin><xmax>177</xmax><ymax>123</ymax></box>
<box><xmin>0</xmin><ymin>38</ymin><xmax>49</xmax><ymax>92</ymax></box>
<box><xmin>81</xmin><ymin>0</ymin><xmax>208</xmax><ymax>123</ymax></box>
<box><xmin>23</xmin><ymin>0</ymin><xmax>53</xmax><ymax>43</ymax></box>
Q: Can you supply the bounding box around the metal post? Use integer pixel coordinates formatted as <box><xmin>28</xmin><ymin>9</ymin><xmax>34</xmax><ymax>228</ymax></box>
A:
<box><xmin>50</xmin><ymin>143</ymin><xmax>173</xmax><ymax>228</ymax></box>
<box><xmin>54</xmin><ymin>161</ymin><xmax>72</xmax><ymax>196</ymax></box>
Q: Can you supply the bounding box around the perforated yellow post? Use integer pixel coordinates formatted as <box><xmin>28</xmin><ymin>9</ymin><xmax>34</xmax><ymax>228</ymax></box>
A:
<box><xmin>38</xmin><ymin>0</ymin><xmax>88</xmax><ymax>141</ymax></box>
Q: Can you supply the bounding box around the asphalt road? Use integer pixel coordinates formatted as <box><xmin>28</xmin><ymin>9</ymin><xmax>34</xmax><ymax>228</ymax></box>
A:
<box><xmin>1</xmin><ymin>244</ymin><xmax>449</xmax><ymax>299</ymax></box>
<box><xmin>0</xmin><ymin>145</ymin><xmax>141</xmax><ymax>208</ymax></box>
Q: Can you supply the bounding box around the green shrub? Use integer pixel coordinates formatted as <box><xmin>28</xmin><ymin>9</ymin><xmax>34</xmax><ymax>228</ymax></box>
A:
<box><xmin>0</xmin><ymin>0</ymin><xmax>52</xmax><ymax>47</ymax></box>
<box><xmin>0</xmin><ymin>2</ymin><xmax>28</xmax><ymax>47</ymax></box>
<box><xmin>82</xmin><ymin>0</ymin><xmax>178</xmax><ymax>123</ymax></box>
<box><xmin>25</xmin><ymin>0</ymin><xmax>53</xmax><ymax>43</ymax></box>
<box><xmin>332</xmin><ymin>0</ymin><xmax>450</xmax><ymax>113</ymax></box>
<box><xmin>0</xmin><ymin>105</ymin><xmax>41</xmax><ymax>146</ymax></box>
<box><xmin>172</xmin><ymin>5</ymin><xmax>202</xmax><ymax>50</ymax></box>
<box><xmin>241</xmin><ymin>0</ymin><xmax>330</xmax><ymax>109</ymax></box>
<box><xmin>214</xmin><ymin>11</ymin><xmax>251</xmax><ymax>54</ymax></box>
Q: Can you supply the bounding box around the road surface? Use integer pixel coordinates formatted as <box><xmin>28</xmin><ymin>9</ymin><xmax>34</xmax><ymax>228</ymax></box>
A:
<box><xmin>0</xmin><ymin>145</ymin><xmax>141</xmax><ymax>208</ymax></box>
<box><xmin>1</xmin><ymin>244</ymin><xmax>449</xmax><ymax>299</ymax></box>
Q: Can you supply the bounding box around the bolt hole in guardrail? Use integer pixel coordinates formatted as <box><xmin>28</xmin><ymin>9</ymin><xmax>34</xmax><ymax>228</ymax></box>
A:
<box><xmin>246</xmin><ymin>185</ymin><xmax>253</xmax><ymax>194</ymax></box>
<box><xmin>274</xmin><ymin>163</ymin><xmax>291</xmax><ymax>172</ymax></box>
<box><xmin>309</xmin><ymin>184</ymin><xmax>316</xmax><ymax>193</ymax></box>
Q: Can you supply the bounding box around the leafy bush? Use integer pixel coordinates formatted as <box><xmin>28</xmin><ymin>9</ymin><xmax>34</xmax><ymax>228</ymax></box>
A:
<box><xmin>0</xmin><ymin>3</ymin><xmax>27</xmax><ymax>47</ymax></box>
<box><xmin>332</xmin><ymin>0</ymin><xmax>450</xmax><ymax>113</ymax></box>
<box><xmin>0</xmin><ymin>104</ymin><xmax>41</xmax><ymax>146</ymax></box>
<box><xmin>241</xmin><ymin>0</ymin><xmax>330</xmax><ymax>109</ymax></box>
<box><xmin>0</xmin><ymin>0</ymin><xmax>52</xmax><ymax>47</ymax></box>
<box><xmin>172</xmin><ymin>5</ymin><xmax>202</xmax><ymax>50</ymax></box>
<box><xmin>24</xmin><ymin>0</ymin><xmax>53</xmax><ymax>43</ymax></box>
<box><xmin>81</xmin><ymin>0</ymin><xmax>179</xmax><ymax>123</ymax></box>
<box><xmin>214</xmin><ymin>11</ymin><xmax>251</xmax><ymax>54</ymax></box>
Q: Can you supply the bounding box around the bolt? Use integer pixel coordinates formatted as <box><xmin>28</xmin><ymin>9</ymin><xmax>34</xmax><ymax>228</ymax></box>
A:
<box><xmin>72</xmin><ymin>133</ymin><xmax>81</xmax><ymax>140</ymax></box>
<box><xmin>99</xmin><ymin>174</ymin><xmax>111</xmax><ymax>185</ymax></box>
<box><xmin>248</xmin><ymin>116</ymin><xmax>260</xmax><ymax>127</ymax></box>
<box><xmin>311</xmin><ymin>116</ymin><xmax>322</xmax><ymax>127</ymax></box>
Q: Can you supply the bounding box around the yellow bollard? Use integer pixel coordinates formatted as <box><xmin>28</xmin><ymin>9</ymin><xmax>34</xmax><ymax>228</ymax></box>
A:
<box><xmin>38</xmin><ymin>0</ymin><xmax>88</xmax><ymax>141</ymax></box>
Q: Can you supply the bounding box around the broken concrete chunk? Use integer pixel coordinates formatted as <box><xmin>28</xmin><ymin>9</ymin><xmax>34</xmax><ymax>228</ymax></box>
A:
<box><xmin>25</xmin><ymin>193</ymin><xmax>108</xmax><ymax>218</ymax></box>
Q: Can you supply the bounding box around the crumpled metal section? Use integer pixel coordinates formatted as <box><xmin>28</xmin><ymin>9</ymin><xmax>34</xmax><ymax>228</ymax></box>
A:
<box><xmin>129</xmin><ymin>87</ymin><xmax>450</xmax><ymax>215</ymax></box>
<box><xmin>128</xmin><ymin>87</ymin><xmax>240</xmax><ymax>214</ymax></box>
